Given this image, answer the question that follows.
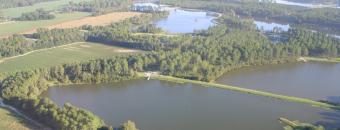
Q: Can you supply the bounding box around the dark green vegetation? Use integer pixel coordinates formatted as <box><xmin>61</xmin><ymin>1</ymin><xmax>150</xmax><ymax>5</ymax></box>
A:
<box><xmin>0</xmin><ymin>28</ymin><xmax>84</xmax><ymax>58</ymax></box>
<box><xmin>63</xmin><ymin>0</ymin><xmax>131</xmax><ymax>15</ymax></box>
<box><xmin>1</xmin><ymin>0</ymin><xmax>340</xmax><ymax>129</ymax></box>
<box><xmin>15</xmin><ymin>8</ymin><xmax>55</xmax><ymax>21</ymax></box>
<box><xmin>279</xmin><ymin>118</ymin><xmax>326</xmax><ymax>130</ymax></box>
<box><xmin>0</xmin><ymin>0</ymin><xmax>56</xmax><ymax>8</ymax></box>
<box><xmin>1</xmin><ymin>56</ymin><xmax>140</xmax><ymax>129</ymax></box>
<box><xmin>163</xmin><ymin>0</ymin><xmax>340</xmax><ymax>34</ymax></box>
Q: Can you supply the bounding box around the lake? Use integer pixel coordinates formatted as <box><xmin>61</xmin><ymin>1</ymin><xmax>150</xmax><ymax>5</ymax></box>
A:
<box><xmin>254</xmin><ymin>20</ymin><xmax>290</xmax><ymax>32</ymax></box>
<box><xmin>275</xmin><ymin>0</ymin><xmax>337</xmax><ymax>8</ymax></box>
<box><xmin>156</xmin><ymin>8</ymin><xmax>216</xmax><ymax>33</ymax></box>
<box><xmin>217</xmin><ymin>62</ymin><xmax>340</xmax><ymax>103</ymax></box>
<box><xmin>45</xmin><ymin>79</ymin><xmax>340</xmax><ymax>130</ymax></box>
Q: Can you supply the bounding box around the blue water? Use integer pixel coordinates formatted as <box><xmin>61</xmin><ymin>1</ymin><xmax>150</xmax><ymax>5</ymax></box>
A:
<box><xmin>156</xmin><ymin>9</ymin><xmax>215</xmax><ymax>33</ymax></box>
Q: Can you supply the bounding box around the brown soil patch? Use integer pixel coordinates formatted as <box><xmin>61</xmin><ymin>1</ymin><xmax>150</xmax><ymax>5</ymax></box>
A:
<box><xmin>22</xmin><ymin>12</ymin><xmax>142</xmax><ymax>34</ymax></box>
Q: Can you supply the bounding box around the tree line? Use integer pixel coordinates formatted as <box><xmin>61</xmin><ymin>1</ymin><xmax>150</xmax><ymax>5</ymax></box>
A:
<box><xmin>62</xmin><ymin>0</ymin><xmax>131</xmax><ymax>15</ymax></box>
<box><xmin>162</xmin><ymin>0</ymin><xmax>340</xmax><ymax>34</ymax></box>
<box><xmin>0</xmin><ymin>56</ymin><xmax>141</xmax><ymax>130</ymax></box>
<box><xmin>0</xmin><ymin>28</ymin><xmax>85</xmax><ymax>58</ymax></box>
<box><xmin>15</xmin><ymin>8</ymin><xmax>55</xmax><ymax>21</ymax></box>
<box><xmin>0</xmin><ymin>0</ymin><xmax>57</xmax><ymax>8</ymax></box>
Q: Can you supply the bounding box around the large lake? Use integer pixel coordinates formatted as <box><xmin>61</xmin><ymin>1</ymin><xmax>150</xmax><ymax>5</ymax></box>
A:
<box><xmin>217</xmin><ymin>62</ymin><xmax>340</xmax><ymax>103</ymax></box>
<box><xmin>156</xmin><ymin>8</ymin><xmax>215</xmax><ymax>33</ymax></box>
<box><xmin>45</xmin><ymin>77</ymin><xmax>340</xmax><ymax>130</ymax></box>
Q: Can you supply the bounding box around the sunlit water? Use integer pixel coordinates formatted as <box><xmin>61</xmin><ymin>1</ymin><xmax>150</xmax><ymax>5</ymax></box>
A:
<box><xmin>156</xmin><ymin>9</ymin><xmax>215</xmax><ymax>33</ymax></box>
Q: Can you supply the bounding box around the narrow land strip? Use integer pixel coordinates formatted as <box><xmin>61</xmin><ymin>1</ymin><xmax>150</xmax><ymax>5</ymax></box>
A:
<box><xmin>147</xmin><ymin>74</ymin><xmax>340</xmax><ymax>110</ymax></box>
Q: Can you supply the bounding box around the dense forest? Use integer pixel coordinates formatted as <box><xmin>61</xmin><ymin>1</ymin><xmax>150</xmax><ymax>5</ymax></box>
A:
<box><xmin>62</xmin><ymin>0</ymin><xmax>131</xmax><ymax>15</ymax></box>
<box><xmin>162</xmin><ymin>0</ymin><xmax>340</xmax><ymax>34</ymax></box>
<box><xmin>0</xmin><ymin>28</ymin><xmax>85</xmax><ymax>58</ymax></box>
<box><xmin>15</xmin><ymin>8</ymin><xmax>55</xmax><ymax>21</ymax></box>
<box><xmin>0</xmin><ymin>6</ymin><xmax>339</xmax><ymax>129</ymax></box>
<box><xmin>0</xmin><ymin>56</ymin><xmax>140</xmax><ymax>129</ymax></box>
<box><xmin>0</xmin><ymin>0</ymin><xmax>57</xmax><ymax>8</ymax></box>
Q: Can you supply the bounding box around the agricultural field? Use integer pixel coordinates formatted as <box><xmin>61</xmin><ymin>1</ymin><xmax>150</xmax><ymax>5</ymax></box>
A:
<box><xmin>46</xmin><ymin>12</ymin><xmax>142</xmax><ymax>29</ymax></box>
<box><xmin>0</xmin><ymin>42</ymin><xmax>140</xmax><ymax>73</ymax></box>
<box><xmin>1</xmin><ymin>0</ymin><xmax>91</xmax><ymax>18</ymax></box>
<box><xmin>0</xmin><ymin>12</ymin><xmax>90</xmax><ymax>37</ymax></box>
<box><xmin>0</xmin><ymin>107</ymin><xmax>39</xmax><ymax>130</ymax></box>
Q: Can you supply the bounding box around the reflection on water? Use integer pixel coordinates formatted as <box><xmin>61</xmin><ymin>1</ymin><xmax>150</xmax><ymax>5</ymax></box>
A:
<box><xmin>156</xmin><ymin>9</ymin><xmax>215</xmax><ymax>33</ymax></box>
<box><xmin>217</xmin><ymin>62</ymin><xmax>340</xmax><ymax>102</ymax></box>
<box><xmin>254</xmin><ymin>20</ymin><xmax>290</xmax><ymax>32</ymax></box>
<box><xmin>275</xmin><ymin>0</ymin><xmax>336</xmax><ymax>8</ymax></box>
<box><xmin>45</xmin><ymin>79</ymin><xmax>340</xmax><ymax>130</ymax></box>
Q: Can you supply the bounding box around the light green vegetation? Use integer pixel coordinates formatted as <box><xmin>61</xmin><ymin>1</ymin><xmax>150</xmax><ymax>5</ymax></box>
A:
<box><xmin>149</xmin><ymin>74</ymin><xmax>340</xmax><ymax>110</ymax></box>
<box><xmin>0</xmin><ymin>12</ymin><xmax>89</xmax><ymax>37</ymax></box>
<box><xmin>0</xmin><ymin>107</ymin><xmax>38</xmax><ymax>130</ymax></box>
<box><xmin>1</xmin><ymin>0</ymin><xmax>90</xmax><ymax>18</ymax></box>
<box><xmin>0</xmin><ymin>42</ymin><xmax>140</xmax><ymax>74</ymax></box>
<box><xmin>303</xmin><ymin>57</ymin><xmax>340</xmax><ymax>63</ymax></box>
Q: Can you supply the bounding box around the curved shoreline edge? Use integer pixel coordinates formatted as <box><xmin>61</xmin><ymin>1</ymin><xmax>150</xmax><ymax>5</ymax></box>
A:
<box><xmin>147</xmin><ymin>74</ymin><xmax>340</xmax><ymax>110</ymax></box>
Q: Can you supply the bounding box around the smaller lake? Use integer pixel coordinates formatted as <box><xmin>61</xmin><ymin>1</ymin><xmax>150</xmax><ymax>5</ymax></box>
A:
<box><xmin>254</xmin><ymin>20</ymin><xmax>290</xmax><ymax>32</ymax></box>
<box><xmin>156</xmin><ymin>8</ymin><xmax>216</xmax><ymax>33</ymax></box>
<box><xmin>275</xmin><ymin>0</ymin><xmax>336</xmax><ymax>8</ymax></box>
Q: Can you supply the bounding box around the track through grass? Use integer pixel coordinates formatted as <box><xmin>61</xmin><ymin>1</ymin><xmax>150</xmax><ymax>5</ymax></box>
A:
<box><xmin>0</xmin><ymin>42</ymin><xmax>140</xmax><ymax>74</ymax></box>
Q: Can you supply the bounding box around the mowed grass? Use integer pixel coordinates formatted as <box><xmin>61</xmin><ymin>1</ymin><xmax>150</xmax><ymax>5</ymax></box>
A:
<box><xmin>1</xmin><ymin>0</ymin><xmax>91</xmax><ymax>18</ymax></box>
<box><xmin>0</xmin><ymin>42</ymin><xmax>141</xmax><ymax>73</ymax></box>
<box><xmin>0</xmin><ymin>107</ymin><xmax>38</xmax><ymax>130</ymax></box>
<box><xmin>0</xmin><ymin>12</ymin><xmax>90</xmax><ymax>37</ymax></box>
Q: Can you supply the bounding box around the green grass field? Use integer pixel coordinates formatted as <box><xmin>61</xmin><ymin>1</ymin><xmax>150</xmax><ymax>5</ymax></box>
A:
<box><xmin>0</xmin><ymin>42</ymin><xmax>140</xmax><ymax>74</ymax></box>
<box><xmin>0</xmin><ymin>12</ymin><xmax>90</xmax><ymax>37</ymax></box>
<box><xmin>0</xmin><ymin>107</ymin><xmax>38</xmax><ymax>130</ymax></box>
<box><xmin>1</xmin><ymin>0</ymin><xmax>91</xmax><ymax>18</ymax></box>
<box><xmin>303</xmin><ymin>57</ymin><xmax>340</xmax><ymax>63</ymax></box>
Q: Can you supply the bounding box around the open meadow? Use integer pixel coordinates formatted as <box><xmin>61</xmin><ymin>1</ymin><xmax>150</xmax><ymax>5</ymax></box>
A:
<box><xmin>0</xmin><ymin>42</ymin><xmax>140</xmax><ymax>74</ymax></box>
<box><xmin>0</xmin><ymin>107</ymin><xmax>39</xmax><ymax>130</ymax></box>
<box><xmin>1</xmin><ymin>0</ymin><xmax>91</xmax><ymax>18</ymax></box>
<box><xmin>0</xmin><ymin>12</ymin><xmax>90</xmax><ymax>37</ymax></box>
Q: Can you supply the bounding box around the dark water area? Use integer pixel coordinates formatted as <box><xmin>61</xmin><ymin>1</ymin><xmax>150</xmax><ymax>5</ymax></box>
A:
<box><xmin>217</xmin><ymin>62</ymin><xmax>340</xmax><ymax>103</ymax></box>
<box><xmin>45</xmin><ymin>79</ymin><xmax>340</xmax><ymax>130</ymax></box>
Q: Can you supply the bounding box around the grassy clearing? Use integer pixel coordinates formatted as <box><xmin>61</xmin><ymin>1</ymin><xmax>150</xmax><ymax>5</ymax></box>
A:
<box><xmin>0</xmin><ymin>42</ymin><xmax>140</xmax><ymax>74</ymax></box>
<box><xmin>149</xmin><ymin>74</ymin><xmax>340</xmax><ymax>110</ymax></box>
<box><xmin>0</xmin><ymin>12</ymin><xmax>90</xmax><ymax>37</ymax></box>
<box><xmin>302</xmin><ymin>57</ymin><xmax>340</xmax><ymax>63</ymax></box>
<box><xmin>1</xmin><ymin>0</ymin><xmax>90</xmax><ymax>18</ymax></box>
<box><xmin>0</xmin><ymin>107</ymin><xmax>38</xmax><ymax>130</ymax></box>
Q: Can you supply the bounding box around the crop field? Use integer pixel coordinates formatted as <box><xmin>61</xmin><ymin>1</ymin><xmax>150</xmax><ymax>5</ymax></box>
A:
<box><xmin>1</xmin><ymin>0</ymin><xmax>91</xmax><ymax>18</ymax></box>
<box><xmin>45</xmin><ymin>12</ymin><xmax>142</xmax><ymax>29</ymax></box>
<box><xmin>0</xmin><ymin>107</ymin><xmax>38</xmax><ymax>130</ymax></box>
<box><xmin>0</xmin><ymin>12</ymin><xmax>90</xmax><ymax>37</ymax></box>
<box><xmin>0</xmin><ymin>42</ymin><xmax>140</xmax><ymax>73</ymax></box>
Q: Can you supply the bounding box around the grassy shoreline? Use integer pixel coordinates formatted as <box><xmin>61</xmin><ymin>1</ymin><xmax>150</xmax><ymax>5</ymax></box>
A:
<box><xmin>148</xmin><ymin>74</ymin><xmax>340</xmax><ymax>110</ymax></box>
<box><xmin>301</xmin><ymin>57</ymin><xmax>340</xmax><ymax>63</ymax></box>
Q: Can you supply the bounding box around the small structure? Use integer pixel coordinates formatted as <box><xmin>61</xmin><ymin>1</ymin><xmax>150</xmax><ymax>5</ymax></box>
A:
<box><xmin>131</xmin><ymin>0</ymin><xmax>162</xmax><ymax>12</ymax></box>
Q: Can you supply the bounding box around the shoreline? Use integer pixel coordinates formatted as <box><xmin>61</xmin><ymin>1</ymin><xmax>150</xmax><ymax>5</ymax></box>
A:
<box><xmin>147</xmin><ymin>74</ymin><xmax>340</xmax><ymax>110</ymax></box>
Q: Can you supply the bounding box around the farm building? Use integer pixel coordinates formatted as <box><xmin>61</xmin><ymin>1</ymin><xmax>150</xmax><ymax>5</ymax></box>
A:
<box><xmin>131</xmin><ymin>0</ymin><xmax>162</xmax><ymax>12</ymax></box>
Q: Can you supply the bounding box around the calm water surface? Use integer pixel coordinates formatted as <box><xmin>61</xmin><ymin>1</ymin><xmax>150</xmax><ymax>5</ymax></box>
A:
<box><xmin>217</xmin><ymin>62</ymin><xmax>340</xmax><ymax>103</ymax></box>
<box><xmin>254</xmin><ymin>21</ymin><xmax>290</xmax><ymax>32</ymax></box>
<box><xmin>45</xmin><ymin>79</ymin><xmax>340</xmax><ymax>130</ymax></box>
<box><xmin>275</xmin><ymin>0</ymin><xmax>336</xmax><ymax>8</ymax></box>
<box><xmin>156</xmin><ymin>9</ymin><xmax>215</xmax><ymax>33</ymax></box>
